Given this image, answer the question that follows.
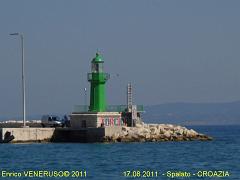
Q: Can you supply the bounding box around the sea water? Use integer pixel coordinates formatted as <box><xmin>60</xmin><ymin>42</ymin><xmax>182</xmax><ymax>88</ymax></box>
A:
<box><xmin>0</xmin><ymin>125</ymin><xmax>239</xmax><ymax>179</ymax></box>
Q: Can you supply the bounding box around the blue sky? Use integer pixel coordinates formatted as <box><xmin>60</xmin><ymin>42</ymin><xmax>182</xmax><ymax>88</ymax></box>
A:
<box><xmin>0</xmin><ymin>0</ymin><xmax>240</xmax><ymax>118</ymax></box>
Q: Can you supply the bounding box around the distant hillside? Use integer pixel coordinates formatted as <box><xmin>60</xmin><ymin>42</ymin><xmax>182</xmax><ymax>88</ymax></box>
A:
<box><xmin>142</xmin><ymin>101</ymin><xmax>240</xmax><ymax>125</ymax></box>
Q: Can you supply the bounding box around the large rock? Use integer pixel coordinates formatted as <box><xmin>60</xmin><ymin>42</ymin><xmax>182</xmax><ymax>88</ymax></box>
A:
<box><xmin>163</xmin><ymin>131</ymin><xmax>171</xmax><ymax>138</ymax></box>
<box><xmin>150</xmin><ymin>127</ymin><xmax>158</xmax><ymax>135</ymax></box>
<box><xmin>135</xmin><ymin>123</ymin><xmax>143</xmax><ymax>128</ymax></box>
<box><xmin>175</xmin><ymin>128</ymin><xmax>184</xmax><ymax>135</ymax></box>
<box><xmin>186</xmin><ymin>129</ymin><xmax>198</xmax><ymax>137</ymax></box>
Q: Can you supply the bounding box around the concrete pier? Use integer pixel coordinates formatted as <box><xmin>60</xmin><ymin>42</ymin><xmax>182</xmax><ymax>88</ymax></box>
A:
<box><xmin>0</xmin><ymin>128</ymin><xmax>54</xmax><ymax>143</ymax></box>
<box><xmin>0</xmin><ymin>126</ymin><xmax>122</xmax><ymax>143</ymax></box>
<box><xmin>0</xmin><ymin>125</ymin><xmax>212</xmax><ymax>143</ymax></box>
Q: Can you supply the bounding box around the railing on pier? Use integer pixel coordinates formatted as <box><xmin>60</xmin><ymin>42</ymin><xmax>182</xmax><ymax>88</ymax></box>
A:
<box><xmin>73</xmin><ymin>105</ymin><xmax>144</xmax><ymax>113</ymax></box>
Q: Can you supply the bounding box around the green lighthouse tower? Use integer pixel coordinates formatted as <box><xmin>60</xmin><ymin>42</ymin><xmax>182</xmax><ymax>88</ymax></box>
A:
<box><xmin>88</xmin><ymin>53</ymin><xmax>110</xmax><ymax>112</ymax></box>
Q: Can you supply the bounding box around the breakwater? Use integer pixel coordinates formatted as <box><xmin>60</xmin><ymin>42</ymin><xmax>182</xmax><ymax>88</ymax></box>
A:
<box><xmin>104</xmin><ymin>123</ymin><xmax>212</xmax><ymax>142</ymax></box>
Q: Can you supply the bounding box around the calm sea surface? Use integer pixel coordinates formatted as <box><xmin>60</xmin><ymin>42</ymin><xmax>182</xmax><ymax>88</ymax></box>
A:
<box><xmin>0</xmin><ymin>125</ymin><xmax>239</xmax><ymax>179</ymax></box>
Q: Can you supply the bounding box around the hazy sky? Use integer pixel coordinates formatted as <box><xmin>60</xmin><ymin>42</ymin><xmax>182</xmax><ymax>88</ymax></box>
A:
<box><xmin>0</xmin><ymin>0</ymin><xmax>240</xmax><ymax>118</ymax></box>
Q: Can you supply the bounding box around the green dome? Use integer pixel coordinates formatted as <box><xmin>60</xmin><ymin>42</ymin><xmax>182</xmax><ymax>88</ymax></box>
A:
<box><xmin>92</xmin><ymin>53</ymin><xmax>104</xmax><ymax>63</ymax></box>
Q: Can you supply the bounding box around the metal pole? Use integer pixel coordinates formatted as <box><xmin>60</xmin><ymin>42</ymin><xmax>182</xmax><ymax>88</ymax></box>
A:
<box><xmin>21</xmin><ymin>34</ymin><xmax>26</xmax><ymax>127</ymax></box>
<box><xmin>10</xmin><ymin>33</ymin><xmax>27</xmax><ymax>128</ymax></box>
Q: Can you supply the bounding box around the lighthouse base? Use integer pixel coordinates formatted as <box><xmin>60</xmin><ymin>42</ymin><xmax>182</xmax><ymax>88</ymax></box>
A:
<box><xmin>70</xmin><ymin>112</ymin><xmax>122</xmax><ymax>129</ymax></box>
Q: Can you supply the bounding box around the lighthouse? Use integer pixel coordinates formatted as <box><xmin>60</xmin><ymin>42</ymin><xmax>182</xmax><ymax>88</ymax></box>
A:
<box><xmin>70</xmin><ymin>53</ymin><xmax>143</xmax><ymax>129</ymax></box>
<box><xmin>88</xmin><ymin>53</ymin><xmax>110</xmax><ymax>112</ymax></box>
<box><xmin>70</xmin><ymin>53</ymin><xmax>121</xmax><ymax>129</ymax></box>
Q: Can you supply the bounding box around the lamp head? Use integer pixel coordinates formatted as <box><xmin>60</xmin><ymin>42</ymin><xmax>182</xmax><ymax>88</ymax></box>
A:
<box><xmin>10</xmin><ymin>33</ymin><xmax>19</xmax><ymax>36</ymax></box>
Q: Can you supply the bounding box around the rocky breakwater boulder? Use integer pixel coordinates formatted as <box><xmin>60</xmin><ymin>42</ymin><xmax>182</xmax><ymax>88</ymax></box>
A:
<box><xmin>104</xmin><ymin>123</ymin><xmax>212</xmax><ymax>142</ymax></box>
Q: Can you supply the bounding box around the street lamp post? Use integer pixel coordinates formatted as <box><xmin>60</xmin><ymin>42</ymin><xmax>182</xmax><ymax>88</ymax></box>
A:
<box><xmin>10</xmin><ymin>33</ymin><xmax>27</xmax><ymax>128</ymax></box>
